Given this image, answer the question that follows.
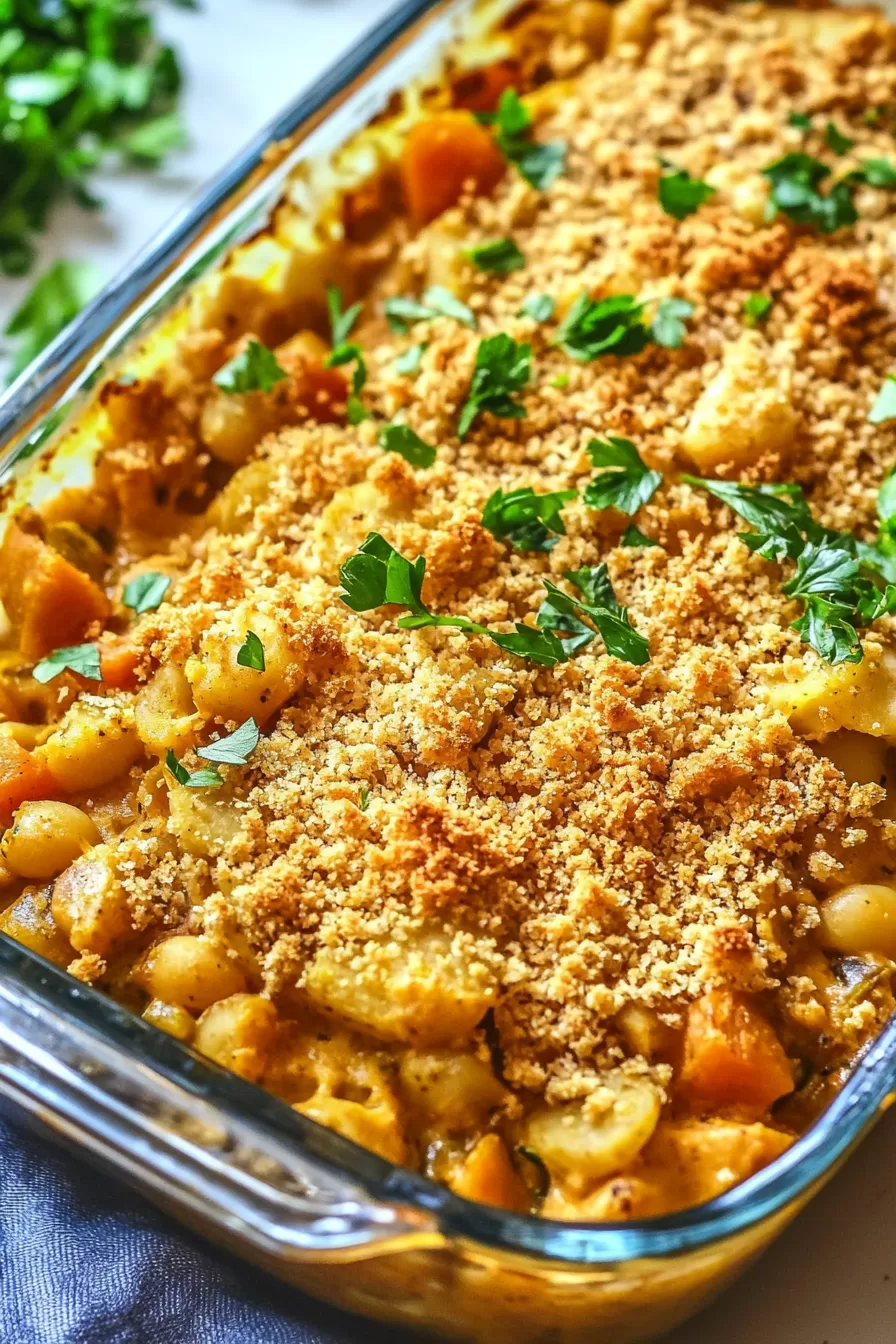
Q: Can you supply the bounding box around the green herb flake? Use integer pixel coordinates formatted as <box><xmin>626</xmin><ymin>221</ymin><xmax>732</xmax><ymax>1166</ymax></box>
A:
<box><xmin>4</xmin><ymin>260</ymin><xmax>102</xmax><ymax>382</ymax></box>
<box><xmin>856</xmin><ymin>158</ymin><xmax>896</xmax><ymax>188</ymax></box>
<box><xmin>463</xmin><ymin>237</ymin><xmax>525</xmax><ymax>275</ymax></box>
<box><xmin>379</xmin><ymin>423</ymin><xmax>437</xmax><ymax>469</ymax></box>
<box><xmin>213</xmin><ymin>340</ymin><xmax>287</xmax><ymax>394</ymax></box>
<box><xmin>788</xmin><ymin>111</ymin><xmax>812</xmax><ymax>130</ymax></box>
<box><xmin>165</xmin><ymin>749</ymin><xmax>223</xmax><ymax>790</ymax></box>
<box><xmin>519</xmin><ymin>293</ymin><xmax>555</xmax><ymax>322</ymax></box>
<box><xmin>33</xmin><ymin>642</ymin><xmax>102</xmax><ymax>685</ymax></box>
<box><xmin>196</xmin><ymin>717</ymin><xmax>260</xmax><ymax>767</ymax></box>
<box><xmin>326</xmin><ymin>284</ymin><xmax>362</xmax><ymax>347</ymax></box>
<box><xmin>621</xmin><ymin>524</ymin><xmax>660</xmax><ymax>548</ymax></box>
<box><xmin>761</xmin><ymin>152</ymin><xmax>858</xmax><ymax>233</ymax></box>
<box><xmin>394</xmin><ymin>342</ymin><xmax>426</xmax><ymax>374</ymax></box>
<box><xmin>651</xmin><ymin>297</ymin><xmax>694</xmax><ymax>349</ymax></box>
<box><xmin>236</xmin><ymin>631</ymin><xmax>266</xmax><ymax>672</ymax></box>
<box><xmin>554</xmin><ymin>293</ymin><xmax>650</xmax><ymax>363</ymax></box>
<box><xmin>457</xmin><ymin>333</ymin><xmax>531</xmax><ymax>438</ymax></box>
<box><xmin>743</xmin><ymin>292</ymin><xmax>773</xmax><ymax>326</ymax></box>
<box><xmin>122</xmin><ymin>571</ymin><xmax>171</xmax><ymax>615</ymax></box>
<box><xmin>657</xmin><ymin>162</ymin><xmax>716</xmax><ymax>220</ymax></box>
<box><xmin>422</xmin><ymin>285</ymin><xmax>477</xmax><ymax>329</ymax></box>
<box><xmin>584</xmin><ymin>436</ymin><xmax>662</xmax><ymax>516</ymax></box>
<box><xmin>536</xmin><ymin>566</ymin><xmax>650</xmax><ymax>665</ymax></box>
<box><xmin>825</xmin><ymin>121</ymin><xmax>855</xmax><ymax>155</ymax></box>
<box><xmin>869</xmin><ymin>375</ymin><xmax>896</xmax><ymax>425</ymax></box>
<box><xmin>481</xmin><ymin>486</ymin><xmax>576</xmax><ymax>553</ymax></box>
<box><xmin>383</xmin><ymin>287</ymin><xmax>476</xmax><ymax>333</ymax></box>
<box><xmin>487</xmin><ymin>88</ymin><xmax>567</xmax><ymax>191</ymax></box>
<box><xmin>358</xmin><ymin>787</ymin><xmax>371</xmax><ymax>812</ymax></box>
<box><xmin>549</xmin><ymin>371</ymin><xmax>569</xmax><ymax>389</ymax></box>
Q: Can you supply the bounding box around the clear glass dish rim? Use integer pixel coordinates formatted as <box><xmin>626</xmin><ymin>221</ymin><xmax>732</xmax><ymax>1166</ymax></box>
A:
<box><xmin>0</xmin><ymin>0</ymin><xmax>893</xmax><ymax>1271</ymax></box>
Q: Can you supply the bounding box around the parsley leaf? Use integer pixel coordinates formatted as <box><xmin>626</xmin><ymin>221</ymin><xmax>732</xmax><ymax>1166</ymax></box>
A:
<box><xmin>486</xmin><ymin>89</ymin><xmax>566</xmax><ymax>190</ymax></box>
<box><xmin>584</xmin><ymin>436</ymin><xmax>662</xmax><ymax>515</ymax></box>
<box><xmin>379</xmin><ymin>424</ymin><xmax>436</xmax><ymax>468</ymax></box>
<box><xmin>825</xmin><ymin>121</ymin><xmax>855</xmax><ymax>155</ymax></box>
<box><xmin>33</xmin><ymin>642</ymin><xmax>102</xmax><ymax>684</ymax></box>
<box><xmin>870</xmin><ymin>375</ymin><xmax>896</xmax><ymax>425</ymax></box>
<box><xmin>383</xmin><ymin>286</ymin><xmax>476</xmax><ymax>333</ymax></box>
<box><xmin>657</xmin><ymin>162</ymin><xmax>715</xmax><ymax>220</ymax></box>
<box><xmin>621</xmin><ymin>524</ymin><xmax>660</xmax><ymax>548</ymax></box>
<box><xmin>338</xmin><ymin>533</ymin><xmax>568</xmax><ymax>665</ymax></box>
<box><xmin>236</xmin><ymin>631</ymin><xmax>265</xmax><ymax>672</ymax></box>
<box><xmin>554</xmin><ymin>293</ymin><xmax>650</xmax><ymax>362</ymax></box>
<box><xmin>326</xmin><ymin>284</ymin><xmax>362</xmax><ymax>347</ymax></box>
<box><xmin>327</xmin><ymin>342</ymin><xmax>368</xmax><ymax>423</ymax></box>
<box><xmin>855</xmin><ymin>158</ymin><xmax>896</xmax><ymax>188</ymax></box>
<box><xmin>394</xmin><ymin>342</ymin><xmax>426</xmax><ymax>375</ymax></box>
<box><xmin>651</xmin><ymin>297</ymin><xmax>694</xmax><ymax>349</ymax></box>
<box><xmin>536</xmin><ymin>567</ymin><xmax>649</xmax><ymax>664</ymax></box>
<box><xmin>463</xmin><ymin>238</ymin><xmax>525</xmax><ymax>274</ymax></box>
<box><xmin>684</xmin><ymin>474</ymin><xmax>814</xmax><ymax>561</ymax></box>
<box><xmin>457</xmin><ymin>333</ymin><xmax>531</xmax><ymax>437</ymax></box>
<box><xmin>743</xmin><ymin>293</ymin><xmax>773</xmax><ymax>326</ymax></box>
<box><xmin>481</xmin><ymin>486</ymin><xmax>576</xmax><ymax>552</ymax></box>
<box><xmin>519</xmin><ymin>293</ymin><xmax>555</xmax><ymax>322</ymax></box>
<box><xmin>122</xmin><ymin>571</ymin><xmax>170</xmax><ymax>615</ymax></box>
<box><xmin>165</xmin><ymin>750</ymin><xmax>223</xmax><ymax>790</ymax></box>
<box><xmin>762</xmin><ymin>152</ymin><xmax>858</xmax><ymax>233</ymax></box>
<box><xmin>196</xmin><ymin>718</ymin><xmax>260</xmax><ymax>767</ymax></box>
<box><xmin>788</xmin><ymin>111</ymin><xmax>812</xmax><ymax>130</ymax></box>
<box><xmin>359</xmin><ymin>786</ymin><xmax>371</xmax><ymax>812</ymax></box>
<box><xmin>4</xmin><ymin>260</ymin><xmax>102</xmax><ymax>382</ymax></box>
<box><xmin>213</xmin><ymin>340</ymin><xmax>287</xmax><ymax>394</ymax></box>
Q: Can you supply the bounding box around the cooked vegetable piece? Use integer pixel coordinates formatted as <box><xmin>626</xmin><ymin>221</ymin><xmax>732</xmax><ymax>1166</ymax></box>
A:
<box><xmin>400</xmin><ymin>111</ymin><xmax>505</xmax><ymax>224</ymax></box>
<box><xmin>0</xmin><ymin>737</ymin><xmax>56</xmax><ymax>827</ymax></box>
<box><xmin>680</xmin><ymin>989</ymin><xmax>794</xmax><ymax>1110</ymax></box>
<box><xmin>0</xmin><ymin>521</ymin><xmax>110</xmax><ymax>661</ymax></box>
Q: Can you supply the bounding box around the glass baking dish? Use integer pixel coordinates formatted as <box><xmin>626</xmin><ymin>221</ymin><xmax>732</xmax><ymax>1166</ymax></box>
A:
<box><xmin>2</xmin><ymin>1</ymin><xmax>896</xmax><ymax>1339</ymax></box>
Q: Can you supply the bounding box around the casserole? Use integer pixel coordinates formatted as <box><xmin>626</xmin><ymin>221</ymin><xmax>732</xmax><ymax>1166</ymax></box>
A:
<box><xmin>3</xmin><ymin>0</ymin><xmax>896</xmax><ymax>1337</ymax></box>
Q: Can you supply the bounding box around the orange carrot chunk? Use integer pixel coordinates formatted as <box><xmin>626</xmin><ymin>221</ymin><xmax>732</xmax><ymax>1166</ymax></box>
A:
<box><xmin>0</xmin><ymin>737</ymin><xmax>57</xmax><ymax>827</ymax></box>
<box><xmin>0</xmin><ymin>521</ymin><xmax>110</xmax><ymax>661</ymax></box>
<box><xmin>680</xmin><ymin>989</ymin><xmax>794</xmax><ymax>1111</ymax></box>
<box><xmin>451</xmin><ymin>1134</ymin><xmax>529</xmax><ymax>1212</ymax></box>
<box><xmin>98</xmin><ymin>639</ymin><xmax>141</xmax><ymax>692</ymax></box>
<box><xmin>400</xmin><ymin>111</ymin><xmax>505</xmax><ymax>225</ymax></box>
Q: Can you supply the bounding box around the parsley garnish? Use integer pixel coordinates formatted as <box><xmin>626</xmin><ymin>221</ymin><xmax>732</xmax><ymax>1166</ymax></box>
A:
<box><xmin>788</xmin><ymin>111</ymin><xmax>812</xmax><ymax>131</ymax></box>
<box><xmin>762</xmin><ymin>153</ymin><xmax>857</xmax><ymax>233</ymax></box>
<box><xmin>359</xmin><ymin>787</ymin><xmax>371</xmax><ymax>812</ymax></box>
<box><xmin>481</xmin><ymin>89</ymin><xmax>566</xmax><ymax>190</ymax></box>
<box><xmin>165</xmin><ymin>751</ymin><xmax>224</xmax><ymax>790</ymax></box>
<box><xmin>584</xmin><ymin>437</ymin><xmax>662</xmax><ymax>516</ymax></box>
<box><xmin>621</xmin><ymin>524</ymin><xmax>660</xmax><ymax>548</ymax></box>
<box><xmin>854</xmin><ymin>158</ymin><xmax>896</xmax><ymax>188</ymax></box>
<box><xmin>196</xmin><ymin>717</ymin><xmax>260</xmax><ymax>766</ymax></box>
<box><xmin>122</xmin><ymin>571</ymin><xmax>170</xmax><ymax>615</ymax></box>
<box><xmin>657</xmin><ymin>161</ymin><xmax>715</xmax><ymax>220</ymax></box>
<box><xmin>536</xmin><ymin>566</ymin><xmax>649</xmax><ymax>664</ymax></box>
<box><xmin>519</xmin><ymin>293</ymin><xmax>555</xmax><ymax>322</ymax></box>
<box><xmin>5</xmin><ymin>260</ymin><xmax>102</xmax><ymax>382</ymax></box>
<box><xmin>33</xmin><ymin>642</ymin><xmax>102</xmax><ymax>684</ymax></box>
<box><xmin>457</xmin><ymin>333</ymin><xmax>531</xmax><ymax>437</ymax></box>
<box><xmin>825</xmin><ymin>121</ymin><xmax>855</xmax><ymax>155</ymax></box>
<box><xmin>326</xmin><ymin>283</ymin><xmax>362</xmax><ymax>346</ymax></box>
<box><xmin>463</xmin><ymin>238</ymin><xmax>525</xmax><ymax>275</ymax></box>
<box><xmin>383</xmin><ymin>286</ymin><xmax>476</xmax><ymax>333</ymax></box>
<box><xmin>325</xmin><ymin>284</ymin><xmax>367</xmax><ymax>421</ymax></box>
<box><xmin>394</xmin><ymin>342</ymin><xmax>426</xmax><ymax>375</ymax></box>
<box><xmin>338</xmin><ymin>533</ymin><xmax>568</xmax><ymax>665</ymax></box>
<box><xmin>869</xmin><ymin>375</ymin><xmax>896</xmax><ymax>424</ymax></box>
<box><xmin>213</xmin><ymin>340</ymin><xmax>287</xmax><ymax>394</ymax></box>
<box><xmin>743</xmin><ymin>293</ymin><xmax>773</xmax><ymax>326</ymax></box>
<box><xmin>651</xmin><ymin>297</ymin><xmax>694</xmax><ymax>349</ymax></box>
<box><xmin>379</xmin><ymin>424</ymin><xmax>436</xmax><ymax>469</ymax></box>
<box><xmin>554</xmin><ymin>294</ymin><xmax>649</xmax><ymax>362</ymax></box>
<box><xmin>481</xmin><ymin>486</ymin><xmax>576</xmax><ymax>552</ymax></box>
<box><xmin>236</xmin><ymin>631</ymin><xmax>265</xmax><ymax>672</ymax></box>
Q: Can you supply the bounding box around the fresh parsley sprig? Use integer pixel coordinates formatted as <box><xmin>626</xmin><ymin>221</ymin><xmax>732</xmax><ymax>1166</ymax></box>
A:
<box><xmin>554</xmin><ymin>294</ymin><xmax>650</xmax><ymax>362</ymax></box>
<box><xmin>761</xmin><ymin>152</ymin><xmax>858</xmax><ymax>233</ymax></box>
<box><xmin>384</xmin><ymin>286</ymin><xmax>476</xmax><ymax>334</ymax></box>
<box><xmin>479</xmin><ymin>89</ymin><xmax>566</xmax><ymax>191</ymax></box>
<box><xmin>213</xmin><ymin>340</ymin><xmax>287</xmax><ymax>394</ymax></box>
<box><xmin>236</xmin><ymin>631</ymin><xmax>265</xmax><ymax>672</ymax></box>
<box><xmin>869</xmin><ymin>374</ymin><xmax>896</xmax><ymax>424</ymax></box>
<box><xmin>536</xmin><ymin>565</ymin><xmax>650</xmax><ymax>664</ymax></box>
<box><xmin>651</xmin><ymin>297</ymin><xmax>694</xmax><ymax>349</ymax></box>
<box><xmin>481</xmin><ymin>486</ymin><xmax>576</xmax><ymax>553</ymax></box>
<box><xmin>584</xmin><ymin>437</ymin><xmax>662</xmax><ymax>516</ymax></box>
<box><xmin>122</xmin><ymin>571</ymin><xmax>170</xmax><ymax>615</ymax></box>
<box><xmin>457</xmin><ymin>333</ymin><xmax>531</xmax><ymax>437</ymax></box>
<box><xmin>657</xmin><ymin>161</ymin><xmax>715</xmax><ymax>220</ymax></box>
<box><xmin>326</xmin><ymin>285</ymin><xmax>367</xmax><ymax>422</ymax></box>
<box><xmin>380</xmin><ymin>423</ymin><xmax>436</xmax><ymax>468</ymax></box>
<box><xmin>166</xmin><ymin>716</ymin><xmax>261</xmax><ymax>789</ymax></box>
<box><xmin>33</xmin><ymin>642</ymin><xmax>102</xmax><ymax>684</ymax></box>
<box><xmin>463</xmin><ymin>238</ymin><xmax>525</xmax><ymax>275</ymax></box>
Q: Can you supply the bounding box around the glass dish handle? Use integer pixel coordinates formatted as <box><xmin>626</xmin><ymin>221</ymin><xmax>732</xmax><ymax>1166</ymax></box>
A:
<box><xmin>0</xmin><ymin>945</ymin><xmax>439</xmax><ymax>1261</ymax></box>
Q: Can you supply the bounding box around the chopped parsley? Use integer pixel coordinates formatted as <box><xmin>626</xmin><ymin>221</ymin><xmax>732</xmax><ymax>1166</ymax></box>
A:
<box><xmin>326</xmin><ymin>283</ymin><xmax>362</xmax><ymax>347</ymax></box>
<box><xmin>651</xmin><ymin>297</ymin><xmax>694</xmax><ymax>349</ymax></box>
<box><xmin>549</xmin><ymin>371</ymin><xmax>569</xmax><ymax>389</ymax></box>
<box><xmin>463</xmin><ymin>238</ymin><xmax>525</xmax><ymax>275</ymax></box>
<box><xmin>196</xmin><ymin>717</ymin><xmax>260</xmax><ymax>767</ymax></box>
<box><xmin>869</xmin><ymin>375</ymin><xmax>896</xmax><ymax>424</ymax></box>
<box><xmin>854</xmin><ymin>158</ymin><xmax>896</xmax><ymax>188</ymax></box>
<box><xmin>621</xmin><ymin>524</ymin><xmax>660</xmax><ymax>548</ymax></box>
<box><xmin>33</xmin><ymin>642</ymin><xmax>102</xmax><ymax>684</ymax></box>
<box><xmin>481</xmin><ymin>486</ymin><xmax>576</xmax><ymax>553</ymax></box>
<box><xmin>165</xmin><ymin>751</ymin><xmax>224</xmax><ymax>790</ymax></box>
<box><xmin>554</xmin><ymin>293</ymin><xmax>650</xmax><ymax>362</ymax></box>
<box><xmin>122</xmin><ymin>571</ymin><xmax>170</xmax><ymax>615</ymax></box>
<box><xmin>457</xmin><ymin>333</ymin><xmax>531</xmax><ymax>437</ymax></box>
<box><xmin>394</xmin><ymin>342</ymin><xmax>426</xmax><ymax>375</ymax></box>
<box><xmin>236</xmin><ymin>631</ymin><xmax>265</xmax><ymax>672</ymax></box>
<box><xmin>536</xmin><ymin>565</ymin><xmax>650</xmax><ymax>665</ymax></box>
<box><xmin>825</xmin><ymin>121</ymin><xmax>855</xmax><ymax>155</ymax></box>
<box><xmin>743</xmin><ymin>293</ymin><xmax>773</xmax><ymax>326</ymax></box>
<box><xmin>358</xmin><ymin>787</ymin><xmax>371</xmax><ymax>812</ymax></box>
<box><xmin>383</xmin><ymin>286</ymin><xmax>476</xmax><ymax>333</ymax></box>
<box><xmin>657</xmin><ymin>161</ymin><xmax>715</xmax><ymax>220</ymax></box>
<box><xmin>519</xmin><ymin>293</ymin><xmax>555</xmax><ymax>322</ymax></box>
<box><xmin>325</xmin><ymin>284</ymin><xmax>368</xmax><ymax>422</ymax></box>
<box><xmin>481</xmin><ymin>88</ymin><xmax>567</xmax><ymax>191</ymax></box>
<box><xmin>379</xmin><ymin>424</ymin><xmax>436</xmax><ymax>469</ymax></box>
<box><xmin>213</xmin><ymin>340</ymin><xmax>287</xmax><ymax>394</ymax></box>
<box><xmin>584</xmin><ymin>436</ymin><xmax>662</xmax><ymax>516</ymax></box>
<box><xmin>339</xmin><ymin>532</ymin><xmax>568</xmax><ymax>665</ymax></box>
<box><xmin>761</xmin><ymin>152</ymin><xmax>858</xmax><ymax>233</ymax></box>
<box><xmin>788</xmin><ymin>111</ymin><xmax>812</xmax><ymax>131</ymax></box>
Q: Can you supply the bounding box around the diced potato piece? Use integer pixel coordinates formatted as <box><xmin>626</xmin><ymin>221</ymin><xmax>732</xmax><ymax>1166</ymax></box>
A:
<box><xmin>135</xmin><ymin>934</ymin><xmax>248</xmax><ymax>1013</ymax></box>
<box><xmin>523</xmin><ymin>1076</ymin><xmax>661</xmax><ymax>1193</ymax></box>
<box><xmin>450</xmin><ymin>1134</ymin><xmax>529</xmax><ymax>1212</ymax></box>
<box><xmin>135</xmin><ymin>664</ymin><xmax>201</xmax><ymax>758</ymax></box>
<box><xmin>704</xmin><ymin>162</ymin><xmax>768</xmax><ymax>226</ymax></box>
<box><xmin>399</xmin><ymin>1050</ymin><xmax>507</xmax><ymax>1128</ymax></box>
<box><xmin>184</xmin><ymin>606</ymin><xmax>296</xmax><ymax>725</ymax></box>
<box><xmin>305</xmin><ymin>927</ymin><xmax>497</xmax><ymax>1047</ymax></box>
<box><xmin>142</xmin><ymin>999</ymin><xmax>196</xmax><ymax>1043</ymax></box>
<box><xmin>0</xmin><ymin>884</ymin><xmax>73</xmax><ymax>966</ymax></box>
<box><xmin>682</xmin><ymin>333</ymin><xmax>797</xmax><ymax>471</ymax></box>
<box><xmin>400</xmin><ymin>111</ymin><xmax>505</xmax><ymax>225</ymax></box>
<box><xmin>680</xmin><ymin>989</ymin><xmax>794</xmax><ymax>1111</ymax></box>
<box><xmin>314</xmin><ymin>479</ymin><xmax>409</xmax><ymax>572</ymax></box>
<box><xmin>820</xmin><ymin>884</ymin><xmax>896</xmax><ymax>959</ymax></box>
<box><xmin>205</xmin><ymin>456</ymin><xmax>277</xmax><ymax>534</ymax></box>
<box><xmin>3</xmin><ymin>801</ymin><xmax>100</xmax><ymax>880</ymax></box>
<box><xmin>38</xmin><ymin>699</ymin><xmax>142</xmax><ymax>793</ymax></box>
<box><xmin>615</xmin><ymin>1003</ymin><xmax>678</xmax><ymax>1062</ymax></box>
<box><xmin>0</xmin><ymin>736</ymin><xmax>56</xmax><ymax>827</ymax></box>
<box><xmin>51</xmin><ymin>843</ymin><xmax>134</xmax><ymax>957</ymax></box>
<box><xmin>167</xmin><ymin>787</ymin><xmax>241</xmax><ymax>858</ymax></box>
<box><xmin>816</xmin><ymin>729</ymin><xmax>888</xmax><ymax>786</ymax></box>
<box><xmin>770</xmin><ymin>6</ymin><xmax>873</xmax><ymax>52</ymax></box>
<box><xmin>0</xmin><ymin>520</ymin><xmax>110</xmax><ymax>661</ymax></box>
<box><xmin>764</xmin><ymin>648</ymin><xmax>896</xmax><ymax>740</ymax></box>
<box><xmin>194</xmin><ymin>992</ymin><xmax>278</xmax><ymax>1081</ymax></box>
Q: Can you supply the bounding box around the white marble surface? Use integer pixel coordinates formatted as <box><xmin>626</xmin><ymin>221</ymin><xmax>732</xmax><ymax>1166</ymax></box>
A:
<box><xmin>2</xmin><ymin>2</ymin><xmax>895</xmax><ymax>1339</ymax></box>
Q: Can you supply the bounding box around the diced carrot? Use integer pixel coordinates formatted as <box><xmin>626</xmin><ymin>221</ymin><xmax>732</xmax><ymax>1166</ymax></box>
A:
<box><xmin>276</xmin><ymin>332</ymin><xmax>349</xmax><ymax>425</ymax></box>
<box><xmin>450</xmin><ymin>1134</ymin><xmax>530</xmax><ymax>1212</ymax></box>
<box><xmin>680</xmin><ymin>989</ymin><xmax>794</xmax><ymax>1112</ymax></box>
<box><xmin>99</xmin><ymin>639</ymin><xmax>141</xmax><ymax>692</ymax></box>
<box><xmin>452</xmin><ymin>60</ymin><xmax>521</xmax><ymax>114</ymax></box>
<box><xmin>0</xmin><ymin>521</ymin><xmax>111</xmax><ymax>661</ymax></box>
<box><xmin>0</xmin><ymin>737</ymin><xmax>57</xmax><ymax>827</ymax></box>
<box><xmin>400</xmin><ymin>111</ymin><xmax>506</xmax><ymax>224</ymax></box>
